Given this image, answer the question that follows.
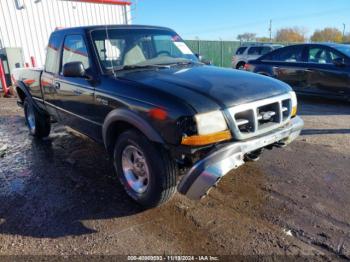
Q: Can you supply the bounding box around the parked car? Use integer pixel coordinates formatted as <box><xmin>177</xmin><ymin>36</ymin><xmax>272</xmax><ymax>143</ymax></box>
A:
<box><xmin>13</xmin><ymin>25</ymin><xmax>303</xmax><ymax>207</ymax></box>
<box><xmin>245</xmin><ymin>43</ymin><xmax>350</xmax><ymax>100</ymax></box>
<box><xmin>232</xmin><ymin>44</ymin><xmax>284</xmax><ymax>69</ymax></box>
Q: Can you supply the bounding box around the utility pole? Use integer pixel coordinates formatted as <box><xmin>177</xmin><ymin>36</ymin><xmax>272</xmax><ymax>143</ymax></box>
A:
<box><xmin>269</xmin><ymin>20</ymin><xmax>272</xmax><ymax>42</ymax></box>
<box><xmin>219</xmin><ymin>37</ymin><xmax>223</xmax><ymax>67</ymax></box>
<box><xmin>343</xmin><ymin>23</ymin><xmax>346</xmax><ymax>41</ymax></box>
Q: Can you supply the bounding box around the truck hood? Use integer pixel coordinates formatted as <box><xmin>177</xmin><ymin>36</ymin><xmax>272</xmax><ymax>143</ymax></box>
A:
<box><xmin>118</xmin><ymin>65</ymin><xmax>292</xmax><ymax>112</ymax></box>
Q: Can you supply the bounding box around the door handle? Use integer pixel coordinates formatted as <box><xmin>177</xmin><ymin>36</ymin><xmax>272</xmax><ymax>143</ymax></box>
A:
<box><xmin>272</xmin><ymin>66</ymin><xmax>280</xmax><ymax>74</ymax></box>
<box><xmin>305</xmin><ymin>69</ymin><xmax>314</xmax><ymax>72</ymax></box>
<box><xmin>54</xmin><ymin>82</ymin><xmax>60</xmax><ymax>89</ymax></box>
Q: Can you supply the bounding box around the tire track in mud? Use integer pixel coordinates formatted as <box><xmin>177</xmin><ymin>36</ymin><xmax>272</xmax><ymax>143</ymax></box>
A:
<box><xmin>264</xmin><ymin>188</ymin><xmax>350</xmax><ymax>260</ymax></box>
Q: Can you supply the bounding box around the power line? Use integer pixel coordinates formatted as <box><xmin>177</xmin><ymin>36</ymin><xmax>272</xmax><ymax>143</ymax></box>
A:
<box><xmin>181</xmin><ymin>7</ymin><xmax>350</xmax><ymax>36</ymax></box>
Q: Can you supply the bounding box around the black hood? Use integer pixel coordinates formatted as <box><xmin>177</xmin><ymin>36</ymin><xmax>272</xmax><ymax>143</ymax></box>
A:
<box><xmin>118</xmin><ymin>65</ymin><xmax>292</xmax><ymax>112</ymax></box>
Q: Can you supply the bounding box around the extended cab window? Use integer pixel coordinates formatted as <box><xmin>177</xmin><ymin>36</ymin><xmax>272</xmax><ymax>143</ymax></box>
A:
<box><xmin>45</xmin><ymin>34</ymin><xmax>60</xmax><ymax>74</ymax></box>
<box><xmin>61</xmin><ymin>35</ymin><xmax>90</xmax><ymax>72</ymax></box>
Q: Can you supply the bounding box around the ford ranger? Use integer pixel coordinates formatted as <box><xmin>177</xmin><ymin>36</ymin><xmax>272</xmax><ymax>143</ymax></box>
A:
<box><xmin>13</xmin><ymin>25</ymin><xmax>304</xmax><ymax>207</ymax></box>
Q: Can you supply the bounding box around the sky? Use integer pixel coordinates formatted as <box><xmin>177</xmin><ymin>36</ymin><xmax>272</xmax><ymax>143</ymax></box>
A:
<box><xmin>131</xmin><ymin>0</ymin><xmax>350</xmax><ymax>40</ymax></box>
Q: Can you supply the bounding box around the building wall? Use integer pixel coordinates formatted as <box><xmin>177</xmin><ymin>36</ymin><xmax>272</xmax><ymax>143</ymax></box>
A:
<box><xmin>0</xmin><ymin>0</ymin><xmax>131</xmax><ymax>67</ymax></box>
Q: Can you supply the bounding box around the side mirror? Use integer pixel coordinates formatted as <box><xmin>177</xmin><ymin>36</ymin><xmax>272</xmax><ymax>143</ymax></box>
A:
<box><xmin>195</xmin><ymin>53</ymin><xmax>212</xmax><ymax>65</ymax></box>
<box><xmin>63</xmin><ymin>61</ymin><xmax>86</xmax><ymax>77</ymax></box>
<box><xmin>201</xmin><ymin>59</ymin><xmax>212</xmax><ymax>65</ymax></box>
<box><xmin>333</xmin><ymin>57</ymin><xmax>346</xmax><ymax>67</ymax></box>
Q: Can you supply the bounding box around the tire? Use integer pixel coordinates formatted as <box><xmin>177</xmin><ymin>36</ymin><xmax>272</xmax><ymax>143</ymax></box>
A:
<box><xmin>113</xmin><ymin>129</ymin><xmax>177</xmax><ymax>207</ymax></box>
<box><xmin>23</xmin><ymin>98</ymin><xmax>51</xmax><ymax>138</ymax></box>
<box><xmin>236</xmin><ymin>62</ymin><xmax>246</xmax><ymax>70</ymax></box>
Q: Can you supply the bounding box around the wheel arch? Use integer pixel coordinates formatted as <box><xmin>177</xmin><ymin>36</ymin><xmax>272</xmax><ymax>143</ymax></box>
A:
<box><xmin>16</xmin><ymin>81</ymin><xmax>31</xmax><ymax>103</ymax></box>
<box><xmin>103</xmin><ymin>108</ymin><xmax>165</xmax><ymax>155</ymax></box>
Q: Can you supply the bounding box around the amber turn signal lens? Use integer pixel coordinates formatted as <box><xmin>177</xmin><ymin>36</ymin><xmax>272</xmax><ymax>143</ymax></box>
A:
<box><xmin>291</xmin><ymin>106</ymin><xmax>297</xmax><ymax>117</ymax></box>
<box><xmin>181</xmin><ymin>130</ymin><xmax>232</xmax><ymax>146</ymax></box>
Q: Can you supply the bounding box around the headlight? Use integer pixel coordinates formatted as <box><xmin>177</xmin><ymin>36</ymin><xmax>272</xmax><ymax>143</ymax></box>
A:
<box><xmin>195</xmin><ymin>110</ymin><xmax>228</xmax><ymax>135</ymax></box>
<box><xmin>181</xmin><ymin>111</ymin><xmax>232</xmax><ymax>146</ymax></box>
<box><xmin>289</xmin><ymin>91</ymin><xmax>298</xmax><ymax>117</ymax></box>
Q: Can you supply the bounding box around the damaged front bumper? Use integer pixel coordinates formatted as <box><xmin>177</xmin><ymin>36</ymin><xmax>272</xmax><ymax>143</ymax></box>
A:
<box><xmin>178</xmin><ymin>116</ymin><xmax>304</xmax><ymax>200</ymax></box>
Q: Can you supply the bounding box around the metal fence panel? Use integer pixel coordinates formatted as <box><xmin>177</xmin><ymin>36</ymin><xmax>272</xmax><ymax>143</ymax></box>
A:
<box><xmin>185</xmin><ymin>40</ymin><xmax>290</xmax><ymax>68</ymax></box>
<box><xmin>185</xmin><ymin>40</ymin><xmax>241</xmax><ymax>68</ymax></box>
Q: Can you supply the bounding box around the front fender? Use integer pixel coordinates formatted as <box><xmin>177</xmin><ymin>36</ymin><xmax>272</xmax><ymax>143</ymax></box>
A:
<box><xmin>102</xmin><ymin>108</ymin><xmax>164</xmax><ymax>152</ymax></box>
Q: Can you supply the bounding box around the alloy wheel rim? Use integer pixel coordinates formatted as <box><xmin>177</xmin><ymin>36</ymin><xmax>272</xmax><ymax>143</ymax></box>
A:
<box><xmin>121</xmin><ymin>145</ymin><xmax>150</xmax><ymax>194</ymax></box>
<box><xmin>26</xmin><ymin>104</ymin><xmax>36</xmax><ymax>134</ymax></box>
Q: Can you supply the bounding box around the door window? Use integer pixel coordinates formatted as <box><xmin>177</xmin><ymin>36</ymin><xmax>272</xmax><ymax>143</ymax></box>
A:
<box><xmin>307</xmin><ymin>47</ymin><xmax>342</xmax><ymax>64</ymax></box>
<box><xmin>248</xmin><ymin>47</ymin><xmax>261</xmax><ymax>55</ymax></box>
<box><xmin>236</xmin><ymin>47</ymin><xmax>247</xmax><ymax>55</ymax></box>
<box><xmin>260</xmin><ymin>46</ymin><xmax>272</xmax><ymax>55</ymax></box>
<box><xmin>247</xmin><ymin>46</ymin><xmax>272</xmax><ymax>56</ymax></box>
<box><xmin>61</xmin><ymin>35</ymin><xmax>90</xmax><ymax>72</ymax></box>
<box><xmin>267</xmin><ymin>46</ymin><xmax>304</xmax><ymax>62</ymax></box>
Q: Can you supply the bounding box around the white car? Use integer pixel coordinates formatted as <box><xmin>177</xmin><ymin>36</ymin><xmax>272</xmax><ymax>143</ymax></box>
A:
<box><xmin>232</xmin><ymin>44</ymin><xmax>284</xmax><ymax>69</ymax></box>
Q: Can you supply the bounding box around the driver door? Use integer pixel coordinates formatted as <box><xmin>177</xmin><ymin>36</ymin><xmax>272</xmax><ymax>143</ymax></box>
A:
<box><xmin>55</xmin><ymin>34</ymin><xmax>100</xmax><ymax>140</ymax></box>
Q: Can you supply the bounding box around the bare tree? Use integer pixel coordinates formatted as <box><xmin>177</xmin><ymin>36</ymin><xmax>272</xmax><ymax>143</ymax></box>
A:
<box><xmin>237</xmin><ymin>33</ymin><xmax>257</xmax><ymax>42</ymax></box>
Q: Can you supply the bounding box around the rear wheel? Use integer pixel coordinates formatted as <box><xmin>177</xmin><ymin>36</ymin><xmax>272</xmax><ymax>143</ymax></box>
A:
<box><xmin>113</xmin><ymin>129</ymin><xmax>177</xmax><ymax>207</ymax></box>
<box><xmin>236</xmin><ymin>62</ymin><xmax>246</xmax><ymax>70</ymax></box>
<box><xmin>23</xmin><ymin>98</ymin><xmax>51</xmax><ymax>138</ymax></box>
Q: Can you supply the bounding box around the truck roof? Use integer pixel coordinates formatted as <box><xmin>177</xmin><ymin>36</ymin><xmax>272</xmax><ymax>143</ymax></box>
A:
<box><xmin>53</xmin><ymin>24</ymin><xmax>174</xmax><ymax>35</ymax></box>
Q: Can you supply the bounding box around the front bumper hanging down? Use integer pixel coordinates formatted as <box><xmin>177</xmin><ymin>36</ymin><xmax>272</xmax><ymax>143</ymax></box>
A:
<box><xmin>178</xmin><ymin>116</ymin><xmax>304</xmax><ymax>200</ymax></box>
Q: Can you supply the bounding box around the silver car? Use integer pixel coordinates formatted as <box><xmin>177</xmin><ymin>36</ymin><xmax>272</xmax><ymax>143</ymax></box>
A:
<box><xmin>232</xmin><ymin>44</ymin><xmax>284</xmax><ymax>69</ymax></box>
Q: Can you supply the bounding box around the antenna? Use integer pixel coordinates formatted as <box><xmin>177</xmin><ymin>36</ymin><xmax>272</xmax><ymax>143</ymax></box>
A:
<box><xmin>103</xmin><ymin>0</ymin><xmax>117</xmax><ymax>77</ymax></box>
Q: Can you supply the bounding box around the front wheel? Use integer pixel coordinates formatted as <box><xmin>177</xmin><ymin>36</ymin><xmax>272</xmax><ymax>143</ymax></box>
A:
<box><xmin>113</xmin><ymin>129</ymin><xmax>177</xmax><ymax>207</ymax></box>
<box><xmin>23</xmin><ymin>98</ymin><xmax>51</xmax><ymax>138</ymax></box>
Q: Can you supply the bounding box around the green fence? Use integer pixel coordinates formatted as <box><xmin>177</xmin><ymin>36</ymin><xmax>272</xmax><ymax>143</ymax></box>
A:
<box><xmin>185</xmin><ymin>40</ymin><xmax>242</xmax><ymax>68</ymax></box>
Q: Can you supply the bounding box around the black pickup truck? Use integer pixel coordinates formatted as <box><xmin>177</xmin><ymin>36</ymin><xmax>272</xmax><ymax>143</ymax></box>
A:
<box><xmin>13</xmin><ymin>25</ymin><xmax>303</xmax><ymax>207</ymax></box>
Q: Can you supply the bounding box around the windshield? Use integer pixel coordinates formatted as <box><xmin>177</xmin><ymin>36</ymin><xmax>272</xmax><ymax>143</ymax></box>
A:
<box><xmin>334</xmin><ymin>44</ymin><xmax>350</xmax><ymax>57</ymax></box>
<box><xmin>91</xmin><ymin>28</ymin><xmax>198</xmax><ymax>73</ymax></box>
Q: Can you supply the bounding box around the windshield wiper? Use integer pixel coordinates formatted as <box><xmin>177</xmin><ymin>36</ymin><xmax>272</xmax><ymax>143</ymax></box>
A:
<box><xmin>161</xmin><ymin>60</ymin><xmax>197</xmax><ymax>67</ymax></box>
<box><xmin>115</xmin><ymin>64</ymin><xmax>169</xmax><ymax>71</ymax></box>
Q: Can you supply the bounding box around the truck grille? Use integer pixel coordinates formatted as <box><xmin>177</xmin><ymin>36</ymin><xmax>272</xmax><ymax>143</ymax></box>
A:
<box><xmin>227</xmin><ymin>93</ymin><xmax>292</xmax><ymax>140</ymax></box>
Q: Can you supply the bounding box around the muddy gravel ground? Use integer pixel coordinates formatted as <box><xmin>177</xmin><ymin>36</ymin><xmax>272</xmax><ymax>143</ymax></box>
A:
<box><xmin>0</xmin><ymin>96</ymin><xmax>349</xmax><ymax>260</ymax></box>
